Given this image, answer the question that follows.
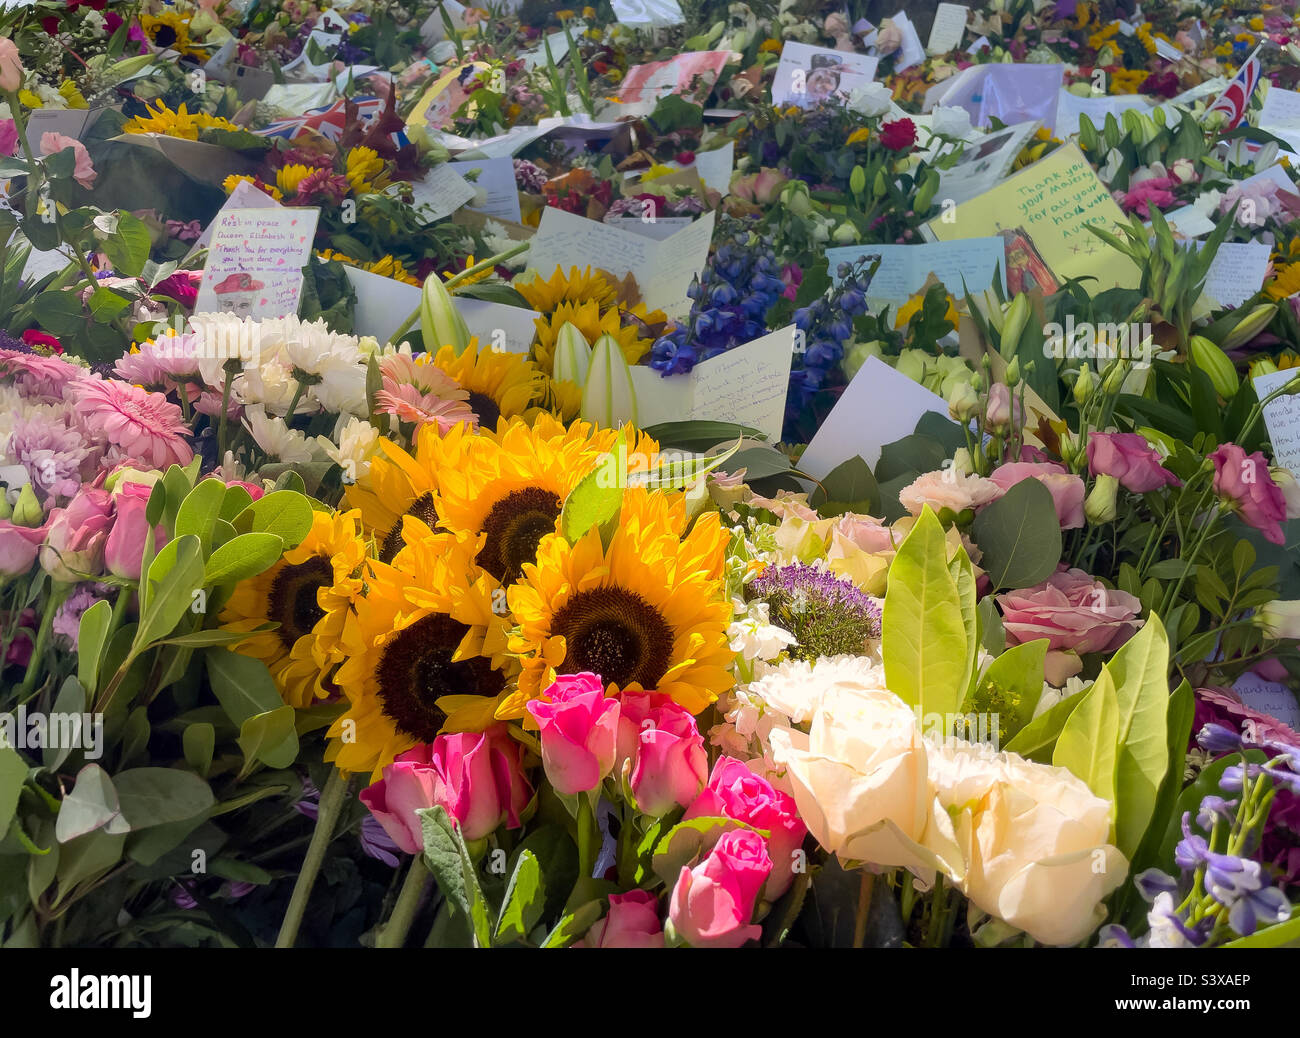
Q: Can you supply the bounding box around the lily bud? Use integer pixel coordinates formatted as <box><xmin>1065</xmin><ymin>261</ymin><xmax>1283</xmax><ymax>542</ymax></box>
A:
<box><xmin>552</xmin><ymin>321</ymin><xmax>592</xmax><ymax>385</ymax></box>
<box><xmin>1084</xmin><ymin>474</ymin><xmax>1119</xmax><ymax>524</ymax></box>
<box><xmin>1005</xmin><ymin>357</ymin><xmax>1021</xmax><ymax>385</ymax></box>
<box><xmin>12</xmin><ymin>484</ymin><xmax>43</xmax><ymax>528</ymax></box>
<box><xmin>998</xmin><ymin>293</ymin><xmax>1031</xmax><ymax>360</ymax></box>
<box><xmin>1072</xmin><ymin>364</ymin><xmax>1095</xmax><ymax>406</ymax></box>
<box><xmin>1188</xmin><ymin>335</ymin><xmax>1239</xmax><ymax>398</ymax></box>
<box><xmin>1221</xmin><ymin>303</ymin><xmax>1277</xmax><ymax>351</ymax></box>
<box><xmin>582</xmin><ymin>334</ymin><xmax>638</xmax><ymax>428</ymax></box>
<box><xmin>831</xmin><ymin>221</ymin><xmax>859</xmax><ymax>245</ymax></box>
<box><xmin>850</xmin><ymin>164</ymin><xmax>866</xmax><ymax>197</ymax></box>
<box><xmin>420</xmin><ymin>272</ymin><xmax>471</xmax><ymax>354</ymax></box>
<box><xmin>1256</xmin><ymin>600</ymin><xmax>1300</xmax><ymax>640</ymax></box>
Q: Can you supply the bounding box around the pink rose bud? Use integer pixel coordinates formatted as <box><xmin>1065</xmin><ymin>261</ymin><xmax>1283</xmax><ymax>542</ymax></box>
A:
<box><xmin>359</xmin><ymin>724</ymin><xmax>531</xmax><ymax>850</ymax></box>
<box><xmin>989</xmin><ymin>461</ymin><xmax>1086</xmax><ymax>529</ymax></box>
<box><xmin>684</xmin><ymin>757</ymin><xmax>807</xmax><ymax>898</ymax></box>
<box><xmin>526</xmin><ymin>672</ymin><xmax>620</xmax><ymax>795</ymax></box>
<box><xmin>39</xmin><ymin>132</ymin><xmax>97</xmax><ymax>190</ymax></box>
<box><xmin>0</xmin><ymin>518</ymin><xmax>50</xmax><ymax>577</ymax></box>
<box><xmin>0</xmin><ymin>37</ymin><xmax>24</xmax><ymax>92</ymax></box>
<box><xmin>40</xmin><ymin>487</ymin><xmax>114</xmax><ymax>582</ymax></box>
<box><xmin>105</xmin><ymin>481</ymin><xmax>167</xmax><ymax>580</ymax></box>
<box><xmin>616</xmin><ymin>692</ymin><xmax>709</xmax><ymax>817</ymax></box>
<box><xmin>1086</xmin><ymin>432</ymin><xmax>1181</xmax><ymax>494</ymax></box>
<box><xmin>1209</xmin><ymin>443</ymin><xmax>1288</xmax><ymax>545</ymax></box>
<box><xmin>574</xmin><ymin>890</ymin><xmax>665</xmax><ymax>948</ymax></box>
<box><xmin>668</xmin><ymin>828</ymin><xmax>772</xmax><ymax>948</ymax></box>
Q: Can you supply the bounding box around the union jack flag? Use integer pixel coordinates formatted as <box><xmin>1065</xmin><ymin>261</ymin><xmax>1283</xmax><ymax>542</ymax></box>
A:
<box><xmin>1205</xmin><ymin>45</ymin><xmax>1262</xmax><ymax>130</ymax></box>
<box><xmin>255</xmin><ymin>96</ymin><xmax>406</xmax><ymax>145</ymax></box>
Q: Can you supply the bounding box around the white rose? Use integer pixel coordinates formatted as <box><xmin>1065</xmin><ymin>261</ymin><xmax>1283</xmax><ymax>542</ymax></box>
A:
<box><xmin>926</xmin><ymin>738</ymin><xmax>1127</xmax><ymax>946</ymax></box>
<box><xmin>848</xmin><ymin>81</ymin><xmax>894</xmax><ymax>118</ymax></box>
<box><xmin>931</xmin><ymin>105</ymin><xmax>973</xmax><ymax>139</ymax></box>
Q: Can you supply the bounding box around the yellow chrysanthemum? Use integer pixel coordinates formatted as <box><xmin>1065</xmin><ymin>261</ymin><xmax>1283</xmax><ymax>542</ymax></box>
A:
<box><xmin>759</xmin><ymin>37</ymin><xmax>783</xmax><ymax>53</ymax></box>
<box><xmin>433</xmin><ymin>340</ymin><xmax>540</xmax><ymax>428</ymax></box>
<box><xmin>345</xmin><ymin>145</ymin><xmax>388</xmax><ymax>195</ymax></box>
<box><xmin>1267</xmin><ymin>263</ymin><xmax>1300</xmax><ymax>300</ymax></box>
<box><xmin>58</xmin><ymin>80</ymin><xmax>88</xmax><ymax>109</ymax></box>
<box><xmin>17</xmin><ymin>90</ymin><xmax>42</xmax><ymax>109</ymax></box>
<box><xmin>327</xmin><ymin>526</ymin><xmax>516</xmax><ymax>780</ymax></box>
<box><xmin>515</xmin><ymin>265</ymin><xmax>619</xmax><ymax>315</ymax></box>
<box><xmin>532</xmin><ymin>300</ymin><xmax>654</xmax><ymax>375</ymax></box>
<box><xmin>503</xmin><ymin>488</ymin><xmax>734</xmax><ymax>719</ymax></box>
<box><xmin>219</xmin><ymin>509</ymin><xmax>369</xmax><ymax>709</ymax></box>
<box><xmin>276</xmin><ymin>163</ymin><xmax>316</xmax><ymax>197</ymax></box>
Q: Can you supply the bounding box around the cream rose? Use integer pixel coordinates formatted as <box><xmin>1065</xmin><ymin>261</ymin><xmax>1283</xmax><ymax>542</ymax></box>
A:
<box><xmin>926</xmin><ymin>738</ymin><xmax>1127</xmax><ymax>946</ymax></box>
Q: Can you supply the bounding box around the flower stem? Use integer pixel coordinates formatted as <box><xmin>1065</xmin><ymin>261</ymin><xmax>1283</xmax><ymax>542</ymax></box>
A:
<box><xmin>387</xmin><ymin>241</ymin><xmax>532</xmax><ymax>346</ymax></box>
<box><xmin>375</xmin><ymin>854</ymin><xmax>428</xmax><ymax>949</ymax></box>
<box><xmin>275</xmin><ymin>769</ymin><xmax>351</xmax><ymax>948</ymax></box>
<box><xmin>576</xmin><ymin>793</ymin><xmax>597</xmax><ymax>880</ymax></box>
<box><xmin>17</xmin><ymin>582</ymin><xmax>70</xmax><ymax>700</ymax></box>
<box><xmin>852</xmin><ymin>870</ymin><xmax>875</xmax><ymax>948</ymax></box>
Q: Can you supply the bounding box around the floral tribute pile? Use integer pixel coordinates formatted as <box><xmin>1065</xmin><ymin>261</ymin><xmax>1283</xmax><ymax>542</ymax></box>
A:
<box><xmin>1</xmin><ymin>0</ymin><xmax>1300</xmax><ymax>953</ymax></box>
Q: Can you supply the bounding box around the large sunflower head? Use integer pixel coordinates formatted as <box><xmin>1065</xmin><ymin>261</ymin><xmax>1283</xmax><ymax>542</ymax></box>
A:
<box><xmin>515</xmin><ymin>265</ymin><xmax>620</xmax><ymax>315</ymax></box>
<box><xmin>327</xmin><ymin>526</ymin><xmax>516</xmax><ymax>780</ymax></box>
<box><xmin>219</xmin><ymin>509</ymin><xmax>369</xmax><ymax>709</ymax></box>
<box><xmin>433</xmin><ymin>340</ymin><xmax>540</xmax><ymax>430</ymax></box>
<box><xmin>502</xmin><ymin>487</ymin><xmax>734</xmax><ymax>720</ymax></box>
<box><xmin>434</xmin><ymin>415</ymin><xmax>649</xmax><ymax>586</ymax></box>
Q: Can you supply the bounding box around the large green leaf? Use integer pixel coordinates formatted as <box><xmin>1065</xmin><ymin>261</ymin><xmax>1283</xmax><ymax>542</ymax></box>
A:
<box><xmin>1053</xmin><ymin>669</ymin><xmax>1120</xmax><ymax>815</ymax></box>
<box><xmin>173</xmin><ymin>478</ymin><xmax>228</xmax><ymax>556</ymax></box>
<box><xmin>494</xmin><ymin>848</ymin><xmax>544</xmax><ymax>944</ymax></box>
<box><xmin>55</xmin><ymin>764</ymin><xmax>129</xmax><ymax>843</ymax></box>
<box><xmin>810</xmin><ymin>455</ymin><xmax>879</xmax><ymax>516</ymax></box>
<box><xmin>203</xmin><ymin>532</ymin><xmax>285</xmax><ymax>586</ymax></box>
<box><xmin>0</xmin><ymin>744</ymin><xmax>28</xmax><ymax>842</ymax></box>
<box><xmin>882</xmin><ymin>507</ymin><xmax>969</xmax><ymax>716</ymax></box>
<box><xmin>76</xmin><ymin>599</ymin><xmax>113</xmax><ymax>695</ymax></box>
<box><xmin>98</xmin><ymin>211</ymin><xmax>152</xmax><ymax>278</ymax></box>
<box><xmin>949</xmin><ymin>548</ymin><xmax>979</xmax><ymax>704</ymax></box>
<box><xmin>134</xmin><ymin>535</ymin><xmax>205</xmax><ymax>650</ymax></box>
<box><xmin>236</xmin><ymin>706</ymin><xmax>299</xmax><ymax>774</ymax></box>
<box><xmin>418</xmin><ymin>805</ymin><xmax>493</xmax><ymax>948</ymax></box>
<box><xmin>240</xmin><ymin>491</ymin><xmax>314</xmax><ymax>548</ymax></box>
<box><xmin>1222</xmin><ymin>912</ymin><xmax>1300</xmax><ymax>947</ymax></box>
<box><xmin>204</xmin><ymin>648</ymin><xmax>285</xmax><ymax>727</ymax></box>
<box><xmin>970</xmin><ymin>477</ymin><xmax>1062</xmax><ymax>589</ymax></box>
<box><xmin>1105</xmin><ymin>616</ymin><xmax>1172</xmax><ymax>861</ymax></box>
<box><xmin>561</xmin><ymin>429</ymin><xmax>624</xmax><ymax>546</ymax></box>
<box><xmin>114</xmin><ymin>768</ymin><xmax>215</xmax><ymax>831</ymax></box>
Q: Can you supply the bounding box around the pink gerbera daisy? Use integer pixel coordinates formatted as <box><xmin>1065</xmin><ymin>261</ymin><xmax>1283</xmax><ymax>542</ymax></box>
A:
<box><xmin>72</xmin><ymin>377</ymin><xmax>194</xmax><ymax>470</ymax></box>
<box><xmin>0</xmin><ymin>346</ymin><xmax>83</xmax><ymax>401</ymax></box>
<box><xmin>374</xmin><ymin>382</ymin><xmax>476</xmax><ymax>432</ymax></box>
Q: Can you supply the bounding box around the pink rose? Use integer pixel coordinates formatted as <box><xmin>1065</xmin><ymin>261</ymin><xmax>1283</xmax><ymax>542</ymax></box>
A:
<box><xmin>684</xmin><ymin>757</ymin><xmax>807</xmax><ymax>898</ymax></box>
<box><xmin>1086</xmin><ymin>432</ymin><xmax>1181</xmax><ymax>494</ymax></box>
<box><xmin>39</xmin><ymin>132</ymin><xmax>97</xmax><ymax>189</ymax></box>
<box><xmin>832</xmin><ymin>514</ymin><xmax>894</xmax><ymax>553</ymax></box>
<box><xmin>616</xmin><ymin>692</ymin><xmax>708</xmax><ymax>817</ymax></box>
<box><xmin>527</xmin><ymin>672</ymin><xmax>620</xmax><ymax>795</ymax></box>
<box><xmin>899</xmin><ymin>468</ymin><xmax>1002</xmax><ymax>518</ymax></box>
<box><xmin>989</xmin><ymin>461</ymin><xmax>1086</xmax><ymax>529</ymax></box>
<box><xmin>0</xmin><ymin>518</ymin><xmax>49</xmax><ymax>577</ymax></box>
<box><xmin>668</xmin><ymin>828</ymin><xmax>772</xmax><ymax>948</ymax></box>
<box><xmin>997</xmin><ymin>566</ymin><xmax>1143</xmax><ymax>684</ymax></box>
<box><xmin>105</xmin><ymin>481</ymin><xmax>167</xmax><ymax>581</ymax></box>
<box><xmin>0</xmin><ymin>37</ymin><xmax>23</xmax><ymax>92</ymax></box>
<box><xmin>730</xmin><ymin>167</ymin><xmax>788</xmax><ymax>205</ymax></box>
<box><xmin>359</xmin><ymin>724</ymin><xmax>531</xmax><ymax>850</ymax></box>
<box><xmin>574</xmin><ymin>890</ymin><xmax>665</xmax><ymax>949</ymax></box>
<box><xmin>1209</xmin><ymin>443</ymin><xmax>1288</xmax><ymax>545</ymax></box>
<box><xmin>40</xmin><ymin>486</ymin><xmax>113</xmax><ymax>581</ymax></box>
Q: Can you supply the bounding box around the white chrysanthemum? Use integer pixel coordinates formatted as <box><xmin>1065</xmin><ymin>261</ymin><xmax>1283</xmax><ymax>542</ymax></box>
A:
<box><xmin>309</xmin><ymin>357</ymin><xmax>369</xmax><ymax>416</ymax></box>
<box><xmin>188</xmin><ymin>312</ymin><xmax>264</xmax><ymax>387</ymax></box>
<box><xmin>261</xmin><ymin>317</ymin><xmax>364</xmax><ymax>376</ymax></box>
<box><xmin>316</xmin><ymin>415</ymin><xmax>379</xmax><ymax>484</ymax></box>
<box><xmin>243</xmin><ymin>405</ymin><xmax>318</xmax><ymax>464</ymax></box>
<box><xmin>746</xmin><ymin>653</ymin><xmax>891</xmax><ymax>725</ymax></box>
<box><xmin>238</xmin><ymin>359</ymin><xmax>312</xmax><ymax>415</ymax></box>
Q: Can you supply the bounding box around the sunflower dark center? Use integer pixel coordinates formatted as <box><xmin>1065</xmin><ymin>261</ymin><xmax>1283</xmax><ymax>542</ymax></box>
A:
<box><xmin>267</xmin><ymin>555</ymin><xmax>332</xmax><ymax>650</ymax></box>
<box><xmin>153</xmin><ymin>25</ymin><xmax>177</xmax><ymax>46</ymax></box>
<box><xmin>551</xmin><ymin>586</ymin><xmax>674</xmax><ymax>690</ymax></box>
<box><xmin>379</xmin><ymin>491</ymin><xmax>440</xmax><ymax>564</ymax></box>
<box><xmin>374</xmin><ymin>612</ymin><xmax>505</xmax><ymax>742</ymax></box>
<box><xmin>479</xmin><ymin>487</ymin><xmax>563</xmax><ymax>583</ymax></box>
<box><xmin>468</xmin><ymin>390</ymin><xmax>501</xmax><ymax>430</ymax></box>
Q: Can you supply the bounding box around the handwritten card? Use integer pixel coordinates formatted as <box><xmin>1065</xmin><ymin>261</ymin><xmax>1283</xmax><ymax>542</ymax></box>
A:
<box><xmin>927</xmin><ymin>3</ymin><xmax>969</xmax><ymax>54</ymax></box>
<box><xmin>527</xmin><ymin>208</ymin><xmax>715</xmax><ymax>320</ymax></box>
<box><xmin>1234</xmin><ymin>669</ymin><xmax>1300</xmax><ymax>731</ymax></box>
<box><xmin>1202</xmin><ymin>241</ymin><xmax>1270</xmax><ymax>308</ymax></box>
<box><xmin>451</xmin><ymin>157</ymin><xmax>522</xmax><ymax>223</ymax></box>
<box><xmin>824</xmin><ymin>238</ymin><xmax>1006</xmax><ymax>309</ymax></box>
<box><xmin>1054</xmin><ymin>89</ymin><xmax>1153</xmax><ymax>138</ymax></box>
<box><xmin>23</xmin><ymin>108</ymin><xmax>95</xmax><ymax>153</ymax></box>
<box><xmin>934</xmin><ymin>120</ymin><xmax>1041</xmax><ymax>206</ymax></box>
<box><xmin>1254</xmin><ymin>367</ymin><xmax>1300</xmax><ymax>476</ymax></box>
<box><xmin>410</xmin><ymin>163</ymin><xmax>478</xmax><ymax>223</ymax></box>
<box><xmin>771</xmin><ymin>42</ymin><xmax>879</xmax><ymax>109</ymax></box>
<box><xmin>799</xmin><ymin>355</ymin><xmax>948</xmax><ymax>478</ymax></box>
<box><xmin>612</xmin><ymin>216</ymin><xmax>697</xmax><ymax>240</ymax></box>
<box><xmin>628</xmin><ymin>327</ymin><xmax>795</xmax><ymax>441</ymax></box>
<box><xmin>611</xmin><ymin>0</ymin><xmax>684</xmax><ymax>27</ymax></box>
<box><xmin>1260</xmin><ymin>86</ymin><xmax>1300</xmax><ymax>154</ymax></box>
<box><xmin>923</xmin><ymin>143</ymin><xmax>1139</xmax><ymax>296</ymax></box>
<box><xmin>457</xmin><ymin>297</ymin><xmax>542</xmax><ymax>355</ymax></box>
<box><xmin>194</xmin><ymin>207</ymin><xmax>319</xmax><ymax>319</ymax></box>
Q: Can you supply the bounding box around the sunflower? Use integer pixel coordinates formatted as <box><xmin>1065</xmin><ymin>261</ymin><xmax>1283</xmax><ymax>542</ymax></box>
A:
<box><xmin>223</xmin><ymin>174</ymin><xmax>284</xmax><ymax>201</ymax></box>
<box><xmin>435</xmin><ymin>415</ymin><xmax>656</xmax><ymax>586</ymax></box>
<box><xmin>219</xmin><ymin>509</ymin><xmax>369</xmax><ymax>709</ymax></box>
<box><xmin>532</xmin><ymin>300</ymin><xmax>654</xmax><ymax>375</ymax></box>
<box><xmin>327</xmin><ymin>525</ymin><xmax>515</xmax><ymax>779</ymax></box>
<box><xmin>515</xmin><ymin>265</ymin><xmax>620</xmax><ymax>314</ymax></box>
<box><xmin>502</xmin><ymin>488</ymin><xmax>735</xmax><ymax>720</ymax></box>
<box><xmin>1267</xmin><ymin>262</ymin><xmax>1300</xmax><ymax>300</ymax></box>
<box><xmin>345</xmin><ymin>146</ymin><xmax>388</xmax><ymax>194</ymax></box>
<box><xmin>433</xmin><ymin>340</ymin><xmax>540</xmax><ymax>428</ymax></box>
<box><xmin>139</xmin><ymin>11</ymin><xmax>207</xmax><ymax>58</ymax></box>
<box><xmin>123</xmin><ymin>102</ymin><xmax>240</xmax><ymax>140</ymax></box>
<box><xmin>276</xmin><ymin>163</ymin><xmax>317</xmax><ymax>198</ymax></box>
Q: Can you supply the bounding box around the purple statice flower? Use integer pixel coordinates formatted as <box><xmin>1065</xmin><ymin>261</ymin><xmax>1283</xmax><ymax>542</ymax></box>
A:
<box><xmin>513</xmin><ymin>159</ymin><xmax>548</xmax><ymax>193</ymax></box>
<box><xmin>8</xmin><ymin>415</ymin><xmax>93</xmax><ymax>502</ymax></box>
<box><xmin>748</xmin><ymin>561</ymin><xmax>881</xmax><ymax>662</ymax></box>
<box><xmin>52</xmin><ymin>583</ymin><xmax>110</xmax><ymax>650</ymax></box>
